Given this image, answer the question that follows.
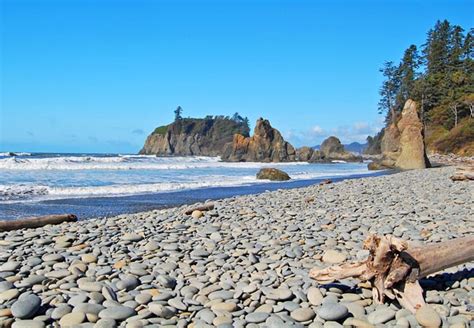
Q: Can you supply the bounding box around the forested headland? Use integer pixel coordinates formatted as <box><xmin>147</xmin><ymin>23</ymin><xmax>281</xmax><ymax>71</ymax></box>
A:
<box><xmin>366</xmin><ymin>20</ymin><xmax>473</xmax><ymax>156</ymax></box>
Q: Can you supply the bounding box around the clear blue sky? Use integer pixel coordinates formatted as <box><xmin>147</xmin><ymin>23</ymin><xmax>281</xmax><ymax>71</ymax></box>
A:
<box><xmin>1</xmin><ymin>0</ymin><xmax>472</xmax><ymax>153</ymax></box>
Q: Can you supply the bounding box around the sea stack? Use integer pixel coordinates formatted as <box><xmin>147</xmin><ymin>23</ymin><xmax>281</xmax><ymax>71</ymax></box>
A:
<box><xmin>370</xmin><ymin>99</ymin><xmax>431</xmax><ymax>170</ymax></box>
<box><xmin>222</xmin><ymin>118</ymin><xmax>296</xmax><ymax>162</ymax></box>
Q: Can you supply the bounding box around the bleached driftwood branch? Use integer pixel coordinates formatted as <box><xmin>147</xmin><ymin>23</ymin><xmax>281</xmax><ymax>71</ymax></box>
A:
<box><xmin>0</xmin><ymin>214</ymin><xmax>77</xmax><ymax>232</ymax></box>
<box><xmin>309</xmin><ymin>235</ymin><xmax>474</xmax><ymax>313</ymax></box>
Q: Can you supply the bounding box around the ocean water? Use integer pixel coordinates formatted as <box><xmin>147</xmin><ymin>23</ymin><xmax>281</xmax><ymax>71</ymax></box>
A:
<box><xmin>0</xmin><ymin>152</ymin><xmax>380</xmax><ymax>219</ymax></box>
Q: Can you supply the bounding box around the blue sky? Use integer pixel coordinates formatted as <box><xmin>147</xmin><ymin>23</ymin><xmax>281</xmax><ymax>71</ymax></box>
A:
<box><xmin>1</xmin><ymin>0</ymin><xmax>472</xmax><ymax>153</ymax></box>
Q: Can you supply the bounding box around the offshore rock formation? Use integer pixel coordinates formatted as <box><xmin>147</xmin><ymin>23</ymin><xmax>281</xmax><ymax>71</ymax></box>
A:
<box><xmin>320</xmin><ymin>136</ymin><xmax>361</xmax><ymax>161</ymax></box>
<box><xmin>221</xmin><ymin>118</ymin><xmax>296</xmax><ymax>162</ymax></box>
<box><xmin>369</xmin><ymin>99</ymin><xmax>431</xmax><ymax>170</ymax></box>
<box><xmin>140</xmin><ymin>117</ymin><xmax>250</xmax><ymax>156</ymax></box>
<box><xmin>308</xmin><ymin>136</ymin><xmax>362</xmax><ymax>162</ymax></box>
<box><xmin>295</xmin><ymin>147</ymin><xmax>314</xmax><ymax>161</ymax></box>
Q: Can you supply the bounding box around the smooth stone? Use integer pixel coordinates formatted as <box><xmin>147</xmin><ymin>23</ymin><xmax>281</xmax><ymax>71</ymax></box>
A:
<box><xmin>122</xmin><ymin>233</ymin><xmax>143</xmax><ymax>242</ymax></box>
<box><xmin>51</xmin><ymin>304</ymin><xmax>72</xmax><ymax>320</ymax></box>
<box><xmin>264</xmin><ymin>288</ymin><xmax>293</xmax><ymax>301</ymax></box>
<box><xmin>116</xmin><ymin>276</ymin><xmax>139</xmax><ymax>291</ymax></box>
<box><xmin>135</xmin><ymin>293</ymin><xmax>152</xmax><ymax>304</ymax></box>
<box><xmin>343</xmin><ymin>318</ymin><xmax>375</xmax><ymax>328</ymax></box>
<box><xmin>307</xmin><ymin>287</ymin><xmax>324</xmax><ymax>306</ymax></box>
<box><xmin>168</xmin><ymin>297</ymin><xmax>187</xmax><ymax>310</ymax></box>
<box><xmin>148</xmin><ymin>303</ymin><xmax>176</xmax><ymax>319</ymax></box>
<box><xmin>0</xmin><ymin>261</ymin><xmax>20</xmax><ymax>272</ymax></box>
<box><xmin>211</xmin><ymin>302</ymin><xmax>238</xmax><ymax>312</ymax></box>
<box><xmin>322</xmin><ymin>250</ymin><xmax>347</xmax><ymax>264</ymax></box>
<box><xmin>81</xmin><ymin>254</ymin><xmax>97</xmax><ymax>263</ymax></box>
<box><xmin>73</xmin><ymin>303</ymin><xmax>105</xmax><ymax>315</ymax></box>
<box><xmin>208</xmin><ymin>290</ymin><xmax>234</xmax><ymax>300</ymax></box>
<box><xmin>11</xmin><ymin>294</ymin><xmax>41</xmax><ymax>319</ymax></box>
<box><xmin>98</xmin><ymin>306</ymin><xmax>136</xmax><ymax>320</ymax></box>
<box><xmin>191</xmin><ymin>210</ymin><xmax>203</xmax><ymax>219</ymax></box>
<box><xmin>0</xmin><ymin>281</ymin><xmax>13</xmax><ymax>292</ymax></box>
<box><xmin>94</xmin><ymin>318</ymin><xmax>118</xmax><ymax>328</ymax></box>
<box><xmin>0</xmin><ymin>288</ymin><xmax>20</xmax><ymax>301</ymax></box>
<box><xmin>291</xmin><ymin>307</ymin><xmax>316</xmax><ymax>321</ymax></box>
<box><xmin>415</xmin><ymin>305</ymin><xmax>441</xmax><ymax>328</ymax></box>
<box><xmin>11</xmin><ymin>320</ymin><xmax>45</xmax><ymax>328</ymax></box>
<box><xmin>143</xmin><ymin>241</ymin><xmax>160</xmax><ymax>251</ymax></box>
<box><xmin>77</xmin><ymin>279</ymin><xmax>102</xmax><ymax>292</ymax></box>
<box><xmin>317</xmin><ymin>303</ymin><xmax>349</xmax><ymax>321</ymax></box>
<box><xmin>59</xmin><ymin>311</ymin><xmax>86</xmax><ymax>326</ymax></box>
<box><xmin>245</xmin><ymin>312</ymin><xmax>269</xmax><ymax>323</ymax></box>
<box><xmin>367</xmin><ymin>308</ymin><xmax>396</xmax><ymax>325</ymax></box>
<box><xmin>157</xmin><ymin>275</ymin><xmax>176</xmax><ymax>289</ymax></box>
<box><xmin>213</xmin><ymin>315</ymin><xmax>232</xmax><ymax>325</ymax></box>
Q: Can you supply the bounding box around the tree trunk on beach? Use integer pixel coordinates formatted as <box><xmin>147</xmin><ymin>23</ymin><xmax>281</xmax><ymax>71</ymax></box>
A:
<box><xmin>309</xmin><ymin>234</ymin><xmax>474</xmax><ymax>313</ymax></box>
<box><xmin>0</xmin><ymin>214</ymin><xmax>77</xmax><ymax>232</ymax></box>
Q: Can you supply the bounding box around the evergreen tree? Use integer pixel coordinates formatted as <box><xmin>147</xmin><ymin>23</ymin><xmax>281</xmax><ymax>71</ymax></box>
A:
<box><xmin>448</xmin><ymin>25</ymin><xmax>465</xmax><ymax>70</ymax></box>
<box><xmin>422</xmin><ymin>20</ymin><xmax>451</xmax><ymax>75</ymax></box>
<box><xmin>378</xmin><ymin>61</ymin><xmax>400</xmax><ymax>123</ymax></box>
<box><xmin>174</xmin><ymin>106</ymin><xmax>183</xmax><ymax>121</ymax></box>
<box><xmin>397</xmin><ymin>45</ymin><xmax>420</xmax><ymax>106</ymax></box>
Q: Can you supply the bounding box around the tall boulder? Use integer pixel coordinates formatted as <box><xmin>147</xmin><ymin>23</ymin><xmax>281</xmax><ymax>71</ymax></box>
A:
<box><xmin>395</xmin><ymin>99</ymin><xmax>431</xmax><ymax>169</ymax></box>
<box><xmin>369</xmin><ymin>99</ymin><xmax>430</xmax><ymax>170</ymax></box>
<box><xmin>222</xmin><ymin>118</ymin><xmax>296</xmax><ymax>162</ymax></box>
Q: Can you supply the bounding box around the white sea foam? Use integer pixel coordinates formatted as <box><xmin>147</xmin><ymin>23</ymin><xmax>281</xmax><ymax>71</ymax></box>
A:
<box><xmin>0</xmin><ymin>169</ymin><xmax>374</xmax><ymax>202</ymax></box>
<box><xmin>0</xmin><ymin>154</ymin><xmax>373</xmax><ymax>203</ymax></box>
<box><xmin>0</xmin><ymin>155</ymin><xmax>309</xmax><ymax>171</ymax></box>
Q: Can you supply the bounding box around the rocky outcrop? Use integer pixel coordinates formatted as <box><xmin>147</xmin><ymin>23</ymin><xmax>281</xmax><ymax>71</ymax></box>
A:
<box><xmin>311</xmin><ymin>136</ymin><xmax>362</xmax><ymax>162</ymax></box>
<box><xmin>369</xmin><ymin>99</ymin><xmax>431</xmax><ymax>170</ymax></box>
<box><xmin>256</xmin><ymin>168</ymin><xmax>291</xmax><ymax>181</ymax></box>
<box><xmin>296</xmin><ymin>147</ymin><xmax>314</xmax><ymax>161</ymax></box>
<box><xmin>222</xmin><ymin>118</ymin><xmax>296</xmax><ymax>162</ymax></box>
<box><xmin>140</xmin><ymin>117</ymin><xmax>250</xmax><ymax>156</ymax></box>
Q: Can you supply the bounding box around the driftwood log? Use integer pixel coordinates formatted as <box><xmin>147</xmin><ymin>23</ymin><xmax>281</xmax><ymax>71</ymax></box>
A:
<box><xmin>183</xmin><ymin>203</ymin><xmax>215</xmax><ymax>215</ymax></box>
<box><xmin>0</xmin><ymin>214</ymin><xmax>77</xmax><ymax>232</ymax></box>
<box><xmin>310</xmin><ymin>235</ymin><xmax>474</xmax><ymax>313</ymax></box>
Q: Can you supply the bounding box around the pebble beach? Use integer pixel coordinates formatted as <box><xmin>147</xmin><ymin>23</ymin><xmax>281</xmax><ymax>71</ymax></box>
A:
<box><xmin>0</xmin><ymin>166</ymin><xmax>473</xmax><ymax>328</ymax></box>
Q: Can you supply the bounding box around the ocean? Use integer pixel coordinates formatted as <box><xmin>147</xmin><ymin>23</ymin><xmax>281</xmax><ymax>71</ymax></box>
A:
<box><xmin>0</xmin><ymin>152</ymin><xmax>383</xmax><ymax>220</ymax></box>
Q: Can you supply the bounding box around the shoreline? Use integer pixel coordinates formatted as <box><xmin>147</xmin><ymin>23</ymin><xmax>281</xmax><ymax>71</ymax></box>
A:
<box><xmin>0</xmin><ymin>170</ymin><xmax>390</xmax><ymax>221</ymax></box>
<box><xmin>0</xmin><ymin>166</ymin><xmax>472</xmax><ymax>327</ymax></box>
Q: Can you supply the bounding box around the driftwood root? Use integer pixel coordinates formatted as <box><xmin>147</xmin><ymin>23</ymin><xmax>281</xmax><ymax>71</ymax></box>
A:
<box><xmin>310</xmin><ymin>234</ymin><xmax>474</xmax><ymax>313</ymax></box>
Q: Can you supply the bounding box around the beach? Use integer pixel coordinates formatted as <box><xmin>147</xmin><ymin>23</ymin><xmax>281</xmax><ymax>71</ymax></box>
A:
<box><xmin>0</xmin><ymin>166</ymin><xmax>472</xmax><ymax>327</ymax></box>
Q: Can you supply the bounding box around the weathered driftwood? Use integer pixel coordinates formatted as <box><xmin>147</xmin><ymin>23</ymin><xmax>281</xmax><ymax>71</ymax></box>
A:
<box><xmin>310</xmin><ymin>235</ymin><xmax>474</xmax><ymax>313</ymax></box>
<box><xmin>0</xmin><ymin>214</ymin><xmax>77</xmax><ymax>232</ymax></box>
<box><xmin>183</xmin><ymin>203</ymin><xmax>215</xmax><ymax>215</ymax></box>
<box><xmin>450</xmin><ymin>166</ymin><xmax>474</xmax><ymax>181</ymax></box>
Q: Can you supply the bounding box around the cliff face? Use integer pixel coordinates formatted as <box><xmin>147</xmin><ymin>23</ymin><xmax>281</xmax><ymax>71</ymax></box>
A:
<box><xmin>221</xmin><ymin>118</ymin><xmax>296</xmax><ymax>162</ymax></box>
<box><xmin>140</xmin><ymin>117</ymin><xmax>250</xmax><ymax>156</ymax></box>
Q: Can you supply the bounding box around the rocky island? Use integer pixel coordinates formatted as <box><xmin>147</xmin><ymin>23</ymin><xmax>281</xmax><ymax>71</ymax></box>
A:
<box><xmin>139</xmin><ymin>114</ymin><xmax>250</xmax><ymax>157</ymax></box>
